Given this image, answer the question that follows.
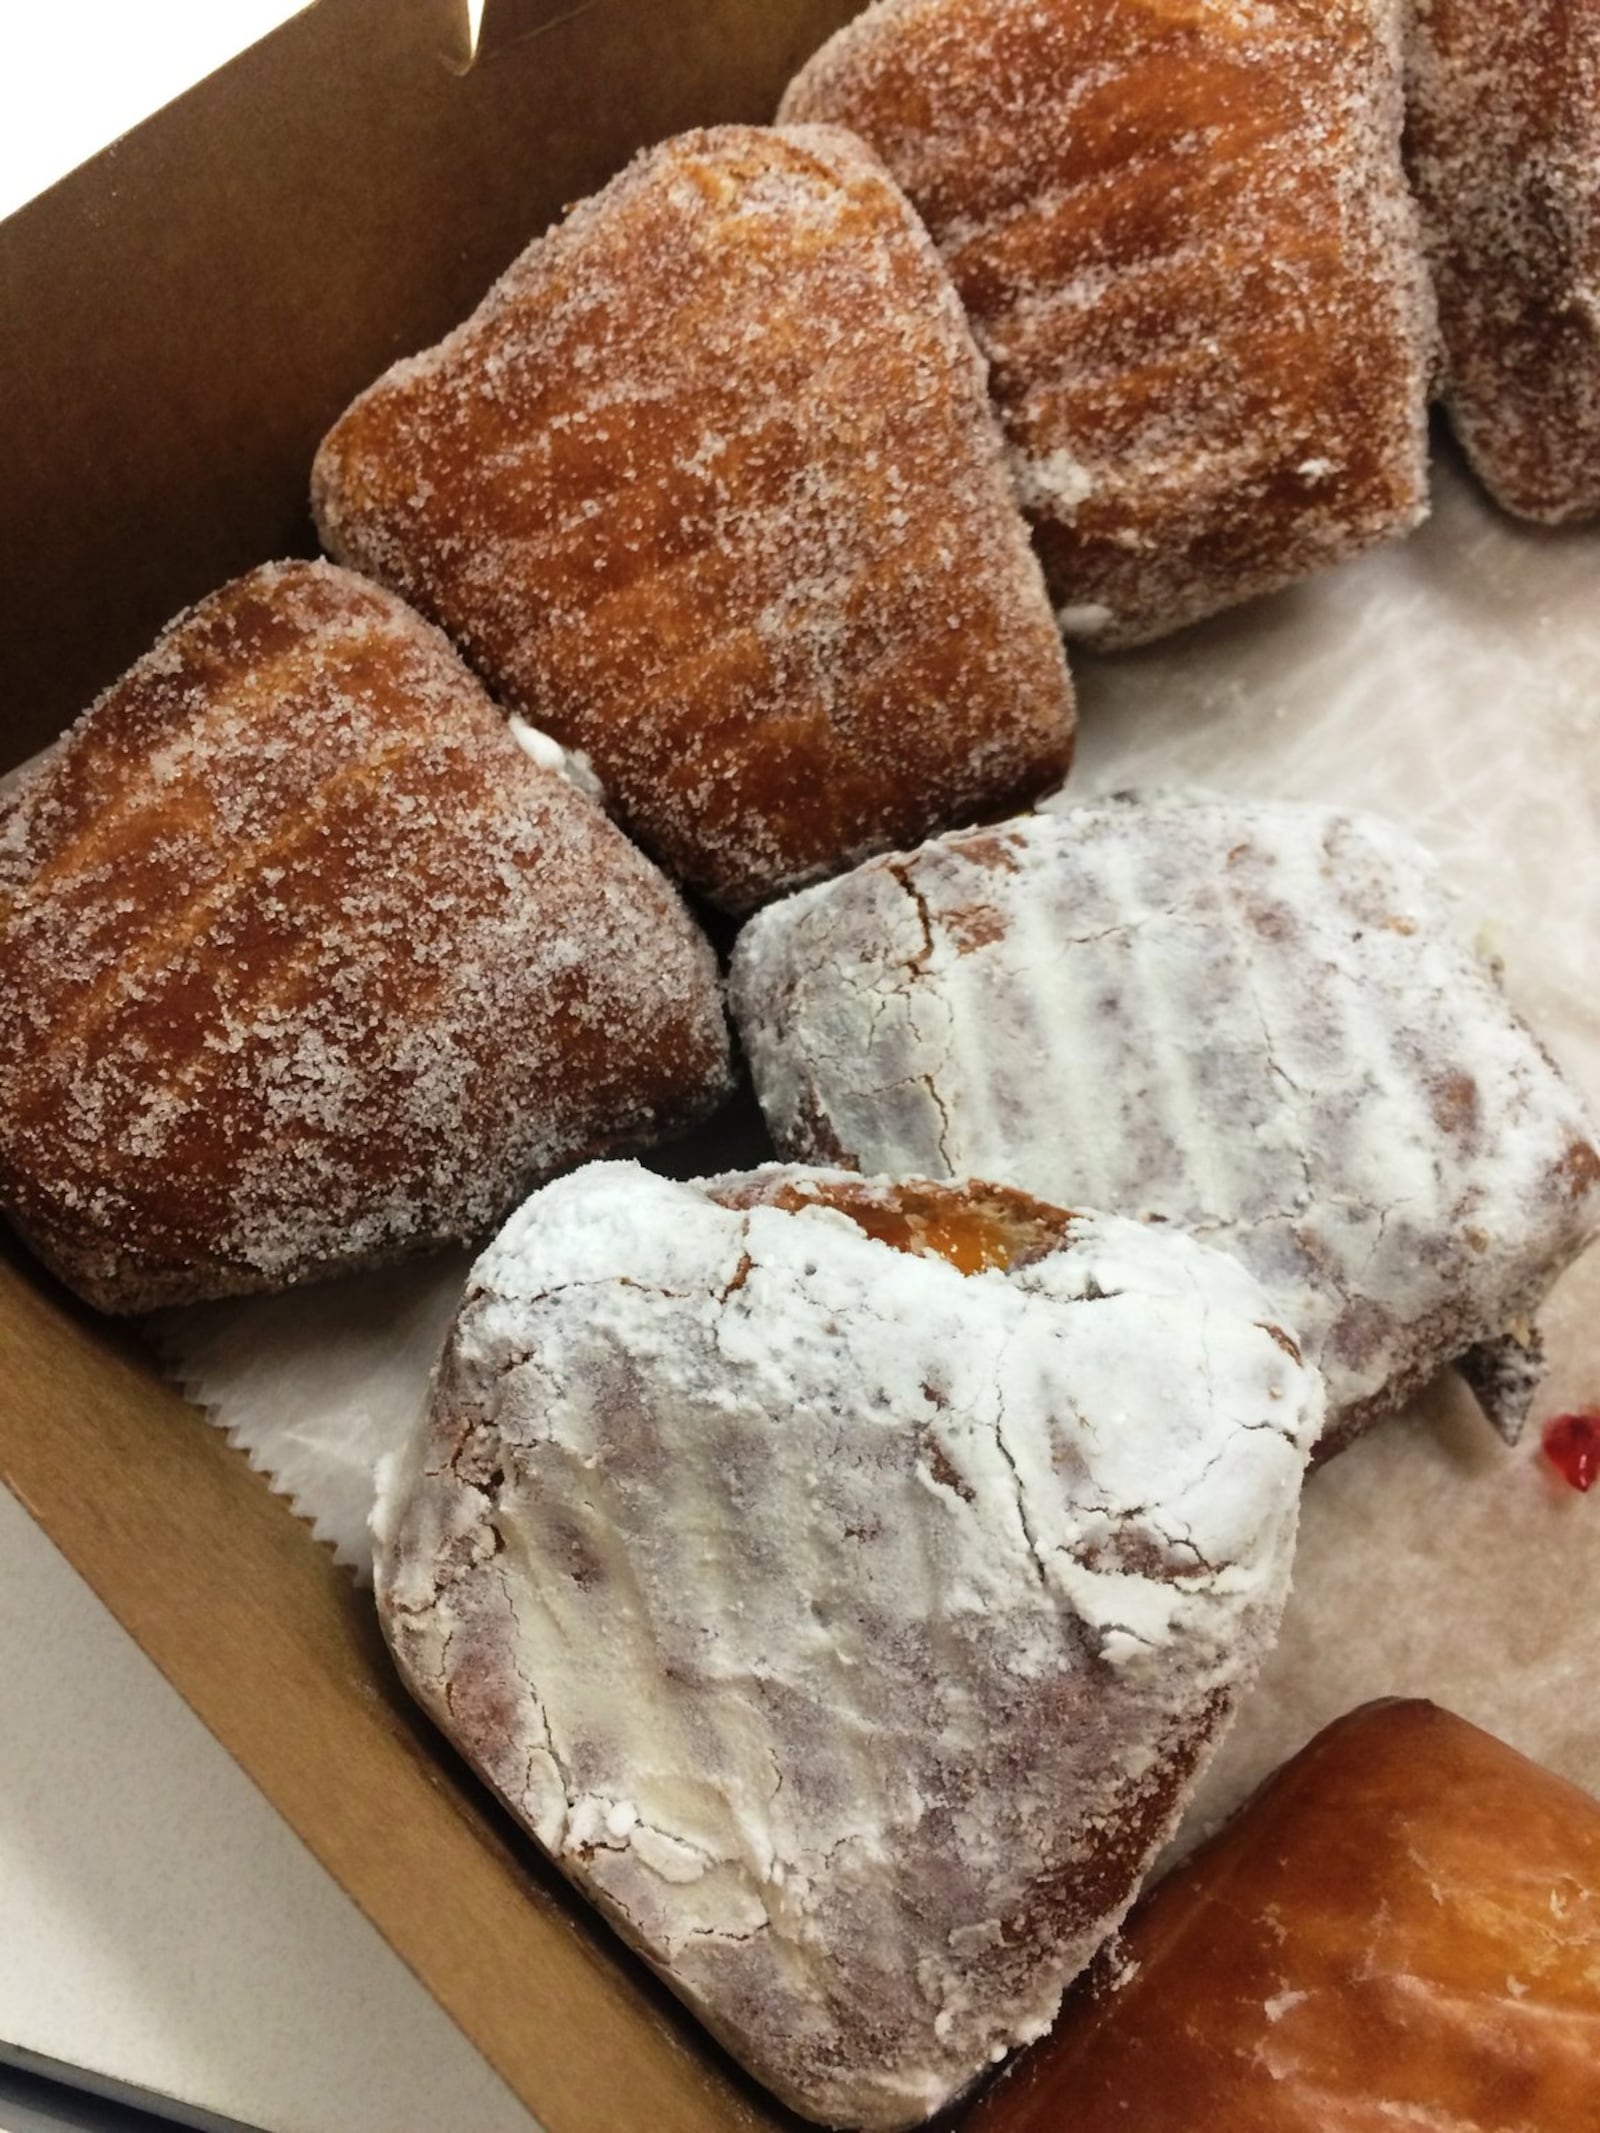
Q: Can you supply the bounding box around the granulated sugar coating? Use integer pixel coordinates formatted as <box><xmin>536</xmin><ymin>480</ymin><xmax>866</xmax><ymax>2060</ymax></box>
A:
<box><xmin>782</xmin><ymin>0</ymin><xmax>1436</xmax><ymax>647</ymax></box>
<box><xmin>730</xmin><ymin>798</ymin><xmax>1600</xmax><ymax>1456</ymax></box>
<box><xmin>312</xmin><ymin>125</ymin><xmax>1076</xmax><ymax>914</ymax></box>
<box><xmin>375</xmin><ymin>1163</ymin><xmax>1317</xmax><ymax>2130</ymax></box>
<box><xmin>0</xmin><ymin>562</ymin><xmax>732</xmax><ymax>1312</ymax></box>
<box><xmin>1406</xmin><ymin>0</ymin><xmax>1600</xmax><ymax>524</ymax></box>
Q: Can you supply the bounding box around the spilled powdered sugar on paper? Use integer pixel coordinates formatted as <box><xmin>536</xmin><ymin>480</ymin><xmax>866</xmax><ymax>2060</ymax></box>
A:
<box><xmin>373</xmin><ymin>1164</ymin><xmax>1316</xmax><ymax>2129</ymax></box>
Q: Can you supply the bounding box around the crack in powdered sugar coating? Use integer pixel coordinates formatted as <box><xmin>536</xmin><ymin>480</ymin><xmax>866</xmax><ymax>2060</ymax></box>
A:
<box><xmin>728</xmin><ymin>799</ymin><xmax>1600</xmax><ymax>1454</ymax></box>
<box><xmin>1405</xmin><ymin>0</ymin><xmax>1600</xmax><ymax>524</ymax></box>
<box><xmin>312</xmin><ymin>124</ymin><xmax>1075</xmax><ymax>915</ymax></box>
<box><xmin>373</xmin><ymin>1161</ymin><xmax>1318</xmax><ymax>2130</ymax></box>
<box><xmin>781</xmin><ymin>0</ymin><xmax>1436</xmax><ymax>647</ymax></box>
<box><xmin>0</xmin><ymin>562</ymin><xmax>732</xmax><ymax>1312</ymax></box>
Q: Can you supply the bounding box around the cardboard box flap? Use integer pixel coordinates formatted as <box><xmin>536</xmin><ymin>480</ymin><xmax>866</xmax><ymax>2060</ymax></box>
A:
<box><xmin>0</xmin><ymin>0</ymin><xmax>859</xmax><ymax>771</ymax></box>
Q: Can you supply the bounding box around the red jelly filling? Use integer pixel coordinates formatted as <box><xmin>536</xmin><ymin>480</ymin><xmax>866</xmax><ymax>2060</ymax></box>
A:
<box><xmin>1542</xmin><ymin>1410</ymin><xmax>1600</xmax><ymax>1493</ymax></box>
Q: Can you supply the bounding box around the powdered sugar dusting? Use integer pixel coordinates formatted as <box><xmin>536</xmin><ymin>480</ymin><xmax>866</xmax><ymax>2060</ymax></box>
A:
<box><xmin>0</xmin><ymin>561</ymin><xmax>731</xmax><ymax>1311</ymax></box>
<box><xmin>1405</xmin><ymin>0</ymin><xmax>1600</xmax><ymax>522</ymax></box>
<box><xmin>313</xmin><ymin>124</ymin><xmax>1074</xmax><ymax>913</ymax></box>
<box><xmin>375</xmin><ymin>1161</ymin><xmax>1316</xmax><ymax>2129</ymax></box>
<box><xmin>782</xmin><ymin>0</ymin><xmax>1437</xmax><ymax>645</ymax></box>
<box><xmin>730</xmin><ymin>798</ymin><xmax>1600</xmax><ymax>1449</ymax></box>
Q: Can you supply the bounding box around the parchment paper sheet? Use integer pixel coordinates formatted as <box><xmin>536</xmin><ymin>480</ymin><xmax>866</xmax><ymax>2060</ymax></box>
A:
<box><xmin>151</xmin><ymin>449</ymin><xmax>1600</xmax><ymax>1838</ymax></box>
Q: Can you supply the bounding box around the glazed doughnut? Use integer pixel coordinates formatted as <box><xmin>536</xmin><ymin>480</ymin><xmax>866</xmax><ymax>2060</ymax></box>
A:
<box><xmin>966</xmin><ymin>1700</ymin><xmax>1600</xmax><ymax>2132</ymax></box>
<box><xmin>1406</xmin><ymin>0</ymin><xmax>1600</xmax><ymax>522</ymax></box>
<box><xmin>374</xmin><ymin>1160</ymin><xmax>1319</xmax><ymax>2129</ymax></box>
<box><xmin>782</xmin><ymin>0</ymin><xmax>1435</xmax><ymax>646</ymax></box>
<box><xmin>313</xmin><ymin>124</ymin><xmax>1076</xmax><ymax>914</ymax></box>
<box><xmin>0</xmin><ymin>561</ymin><xmax>731</xmax><ymax>1312</ymax></box>
<box><xmin>729</xmin><ymin>795</ymin><xmax>1600</xmax><ymax>1454</ymax></box>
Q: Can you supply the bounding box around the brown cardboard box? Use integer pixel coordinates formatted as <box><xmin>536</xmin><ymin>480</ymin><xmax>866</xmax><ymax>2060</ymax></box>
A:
<box><xmin>0</xmin><ymin>5</ymin><xmax>860</xmax><ymax>2128</ymax></box>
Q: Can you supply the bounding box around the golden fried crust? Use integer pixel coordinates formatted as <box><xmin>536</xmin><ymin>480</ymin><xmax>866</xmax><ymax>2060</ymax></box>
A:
<box><xmin>0</xmin><ymin>561</ymin><xmax>732</xmax><ymax>1311</ymax></box>
<box><xmin>783</xmin><ymin>0</ymin><xmax>1435</xmax><ymax>646</ymax></box>
<box><xmin>1406</xmin><ymin>0</ymin><xmax>1600</xmax><ymax>524</ymax></box>
<box><xmin>312</xmin><ymin>125</ymin><xmax>1075</xmax><ymax>913</ymax></box>
<box><xmin>965</xmin><ymin>1700</ymin><xmax>1600</xmax><ymax>2132</ymax></box>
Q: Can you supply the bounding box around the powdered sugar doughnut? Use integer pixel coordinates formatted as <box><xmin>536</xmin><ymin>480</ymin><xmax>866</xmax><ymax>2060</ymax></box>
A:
<box><xmin>782</xmin><ymin>0</ymin><xmax>1435</xmax><ymax>646</ymax></box>
<box><xmin>0</xmin><ymin>562</ymin><xmax>731</xmax><ymax>1311</ymax></box>
<box><xmin>375</xmin><ymin>1161</ymin><xmax>1318</xmax><ymax>2129</ymax></box>
<box><xmin>1406</xmin><ymin>0</ymin><xmax>1600</xmax><ymax>523</ymax></box>
<box><xmin>729</xmin><ymin>797</ymin><xmax>1600</xmax><ymax>1453</ymax></box>
<box><xmin>313</xmin><ymin>125</ymin><xmax>1075</xmax><ymax>914</ymax></box>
